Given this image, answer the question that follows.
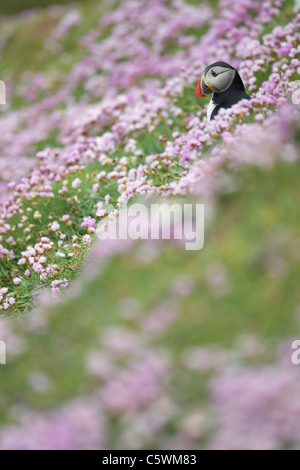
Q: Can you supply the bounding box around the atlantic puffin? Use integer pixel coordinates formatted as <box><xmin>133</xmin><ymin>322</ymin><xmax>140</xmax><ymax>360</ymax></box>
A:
<box><xmin>196</xmin><ymin>61</ymin><xmax>251</xmax><ymax>120</ymax></box>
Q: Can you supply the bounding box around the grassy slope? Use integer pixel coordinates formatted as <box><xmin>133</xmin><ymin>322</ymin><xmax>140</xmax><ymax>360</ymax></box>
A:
<box><xmin>0</xmin><ymin>0</ymin><xmax>299</xmax><ymax>432</ymax></box>
<box><xmin>0</xmin><ymin>1</ymin><xmax>105</xmax><ymax>86</ymax></box>
<box><xmin>1</xmin><ymin>159</ymin><xmax>300</xmax><ymax>424</ymax></box>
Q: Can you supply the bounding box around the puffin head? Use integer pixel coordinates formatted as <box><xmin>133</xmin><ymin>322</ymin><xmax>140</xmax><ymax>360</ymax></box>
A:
<box><xmin>196</xmin><ymin>61</ymin><xmax>236</xmax><ymax>99</ymax></box>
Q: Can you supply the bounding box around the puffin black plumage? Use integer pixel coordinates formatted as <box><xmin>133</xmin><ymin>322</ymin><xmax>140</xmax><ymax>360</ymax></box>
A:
<box><xmin>196</xmin><ymin>61</ymin><xmax>251</xmax><ymax>121</ymax></box>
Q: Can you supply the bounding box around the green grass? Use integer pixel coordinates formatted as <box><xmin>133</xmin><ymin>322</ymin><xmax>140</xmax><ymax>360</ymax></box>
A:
<box><xmin>1</xmin><ymin>158</ymin><xmax>300</xmax><ymax>420</ymax></box>
<box><xmin>0</xmin><ymin>0</ymin><xmax>79</xmax><ymax>15</ymax></box>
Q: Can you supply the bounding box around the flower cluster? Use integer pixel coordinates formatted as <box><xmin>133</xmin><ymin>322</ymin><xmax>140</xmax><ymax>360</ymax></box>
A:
<box><xmin>0</xmin><ymin>0</ymin><xmax>299</xmax><ymax>450</ymax></box>
<box><xmin>0</xmin><ymin>288</ymin><xmax>15</xmax><ymax>311</ymax></box>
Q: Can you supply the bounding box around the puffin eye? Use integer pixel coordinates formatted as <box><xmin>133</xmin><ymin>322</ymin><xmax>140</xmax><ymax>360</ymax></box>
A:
<box><xmin>211</xmin><ymin>70</ymin><xmax>218</xmax><ymax>77</ymax></box>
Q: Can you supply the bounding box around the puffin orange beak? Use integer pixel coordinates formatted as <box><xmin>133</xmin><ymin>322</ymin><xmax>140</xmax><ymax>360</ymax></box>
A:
<box><xmin>196</xmin><ymin>76</ymin><xmax>213</xmax><ymax>99</ymax></box>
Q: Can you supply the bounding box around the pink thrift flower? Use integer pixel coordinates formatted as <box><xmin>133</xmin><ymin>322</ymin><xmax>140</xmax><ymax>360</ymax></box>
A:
<box><xmin>81</xmin><ymin>216</ymin><xmax>96</xmax><ymax>229</ymax></box>
<box><xmin>278</xmin><ymin>44</ymin><xmax>293</xmax><ymax>57</ymax></box>
<box><xmin>33</xmin><ymin>263</ymin><xmax>44</xmax><ymax>274</ymax></box>
<box><xmin>255</xmin><ymin>114</ymin><xmax>264</xmax><ymax>122</ymax></box>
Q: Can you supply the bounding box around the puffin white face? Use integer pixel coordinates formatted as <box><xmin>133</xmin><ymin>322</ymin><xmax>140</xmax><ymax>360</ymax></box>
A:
<box><xmin>204</xmin><ymin>65</ymin><xmax>236</xmax><ymax>93</ymax></box>
<box><xmin>196</xmin><ymin>62</ymin><xmax>236</xmax><ymax>99</ymax></box>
